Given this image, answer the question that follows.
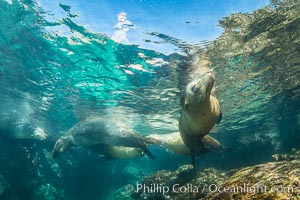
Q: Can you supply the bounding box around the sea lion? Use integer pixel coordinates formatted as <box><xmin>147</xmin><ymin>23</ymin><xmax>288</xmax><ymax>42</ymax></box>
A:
<box><xmin>147</xmin><ymin>132</ymin><xmax>222</xmax><ymax>155</ymax></box>
<box><xmin>90</xmin><ymin>145</ymin><xmax>145</xmax><ymax>160</ymax></box>
<box><xmin>179</xmin><ymin>55</ymin><xmax>222</xmax><ymax>167</ymax></box>
<box><xmin>0</xmin><ymin>111</ymin><xmax>48</xmax><ymax>140</ymax></box>
<box><xmin>52</xmin><ymin>117</ymin><xmax>157</xmax><ymax>159</ymax></box>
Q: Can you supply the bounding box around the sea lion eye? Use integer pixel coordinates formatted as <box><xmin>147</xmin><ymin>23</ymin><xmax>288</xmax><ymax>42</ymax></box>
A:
<box><xmin>191</xmin><ymin>85</ymin><xmax>197</xmax><ymax>93</ymax></box>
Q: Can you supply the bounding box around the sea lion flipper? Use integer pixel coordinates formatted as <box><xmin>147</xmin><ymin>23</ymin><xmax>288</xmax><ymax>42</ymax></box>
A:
<box><xmin>142</xmin><ymin>146</ymin><xmax>156</xmax><ymax>160</ymax></box>
<box><xmin>201</xmin><ymin>135</ymin><xmax>222</xmax><ymax>151</ymax></box>
<box><xmin>145</xmin><ymin>136</ymin><xmax>164</xmax><ymax>146</ymax></box>
<box><xmin>216</xmin><ymin>112</ymin><xmax>222</xmax><ymax>124</ymax></box>
<box><xmin>192</xmin><ymin>153</ymin><xmax>196</xmax><ymax>169</ymax></box>
<box><xmin>52</xmin><ymin>136</ymin><xmax>72</xmax><ymax>158</ymax></box>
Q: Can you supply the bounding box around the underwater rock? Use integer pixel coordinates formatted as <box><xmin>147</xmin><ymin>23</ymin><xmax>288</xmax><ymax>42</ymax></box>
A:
<box><xmin>131</xmin><ymin>152</ymin><xmax>300</xmax><ymax>200</ymax></box>
<box><xmin>122</xmin><ymin>164</ymin><xmax>151</xmax><ymax>181</ymax></box>
<box><xmin>0</xmin><ymin>174</ymin><xmax>10</xmax><ymax>196</ymax></box>
<box><xmin>33</xmin><ymin>183</ymin><xmax>64</xmax><ymax>200</ymax></box>
<box><xmin>272</xmin><ymin>149</ymin><xmax>300</xmax><ymax>162</ymax></box>
<box><xmin>131</xmin><ymin>165</ymin><xmax>227</xmax><ymax>200</ymax></box>
<box><xmin>112</xmin><ymin>187</ymin><xmax>133</xmax><ymax>200</ymax></box>
<box><xmin>272</xmin><ymin>153</ymin><xmax>296</xmax><ymax>162</ymax></box>
<box><xmin>204</xmin><ymin>0</ymin><xmax>300</xmax><ymax>165</ymax></box>
<box><xmin>207</xmin><ymin>0</ymin><xmax>300</xmax><ymax>97</ymax></box>
<box><xmin>207</xmin><ymin>160</ymin><xmax>300</xmax><ymax>200</ymax></box>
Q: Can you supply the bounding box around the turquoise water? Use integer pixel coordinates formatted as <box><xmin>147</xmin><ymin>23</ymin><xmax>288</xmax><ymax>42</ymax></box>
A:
<box><xmin>0</xmin><ymin>0</ymin><xmax>299</xmax><ymax>199</ymax></box>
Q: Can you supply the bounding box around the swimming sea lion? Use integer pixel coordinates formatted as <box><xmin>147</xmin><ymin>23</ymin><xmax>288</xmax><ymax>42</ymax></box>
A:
<box><xmin>52</xmin><ymin>117</ymin><xmax>157</xmax><ymax>159</ymax></box>
<box><xmin>147</xmin><ymin>132</ymin><xmax>222</xmax><ymax>155</ymax></box>
<box><xmin>179</xmin><ymin>55</ymin><xmax>222</xmax><ymax>167</ymax></box>
<box><xmin>0</xmin><ymin>111</ymin><xmax>48</xmax><ymax>140</ymax></box>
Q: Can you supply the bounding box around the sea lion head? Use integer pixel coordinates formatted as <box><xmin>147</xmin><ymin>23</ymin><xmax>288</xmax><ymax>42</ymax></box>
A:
<box><xmin>181</xmin><ymin>71</ymin><xmax>215</xmax><ymax>111</ymax></box>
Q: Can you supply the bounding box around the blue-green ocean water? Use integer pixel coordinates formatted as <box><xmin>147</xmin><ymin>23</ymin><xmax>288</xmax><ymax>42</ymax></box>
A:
<box><xmin>0</xmin><ymin>0</ymin><xmax>299</xmax><ymax>199</ymax></box>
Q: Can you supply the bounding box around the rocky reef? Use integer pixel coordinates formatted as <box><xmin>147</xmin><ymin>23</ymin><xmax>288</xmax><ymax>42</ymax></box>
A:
<box><xmin>206</xmin><ymin>0</ymin><xmax>300</xmax><ymax>146</ymax></box>
<box><xmin>131</xmin><ymin>150</ymin><xmax>300</xmax><ymax>200</ymax></box>
<box><xmin>0</xmin><ymin>174</ymin><xmax>10</xmax><ymax>197</ymax></box>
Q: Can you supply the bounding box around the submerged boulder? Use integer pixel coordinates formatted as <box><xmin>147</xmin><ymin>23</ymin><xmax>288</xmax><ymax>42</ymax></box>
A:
<box><xmin>131</xmin><ymin>165</ymin><xmax>227</xmax><ymax>200</ymax></box>
<box><xmin>207</xmin><ymin>160</ymin><xmax>300</xmax><ymax>200</ymax></box>
<box><xmin>131</xmin><ymin>151</ymin><xmax>300</xmax><ymax>200</ymax></box>
<box><xmin>0</xmin><ymin>174</ymin><xmax>10</xmax><ymax>197</ymax></box>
